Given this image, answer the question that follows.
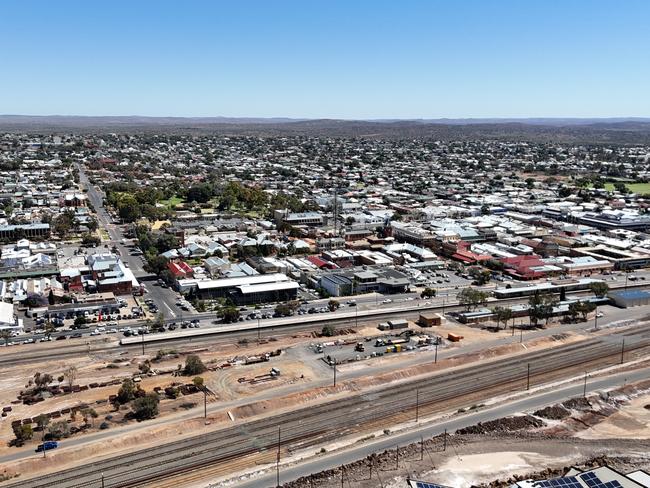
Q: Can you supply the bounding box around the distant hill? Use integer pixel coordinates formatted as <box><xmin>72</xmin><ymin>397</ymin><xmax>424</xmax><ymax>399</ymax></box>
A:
<box><xmin>2</xmin><ymin>115</ymin><xmax>650</xmax><ymax>143</ymax></box>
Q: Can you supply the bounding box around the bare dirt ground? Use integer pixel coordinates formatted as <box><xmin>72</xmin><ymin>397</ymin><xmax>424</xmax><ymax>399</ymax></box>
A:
<box><xmin>0</xmin><ymin>320</ymin><xmax>636</xmax><ymax>485</ymax></box>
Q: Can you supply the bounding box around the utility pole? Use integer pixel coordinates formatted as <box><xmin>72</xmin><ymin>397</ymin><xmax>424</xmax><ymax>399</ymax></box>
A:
<box><xmin>520</xmin><ymin>327</ymin><xmax>523</xmax><ymax>343</ymax></box>
<box><xmin>527</xmin><ymin>363</ymin><xmax>530</xmax><ymax>391</ymax></box>
<box><xmin>583</xmin><ymin>371</ymin><xmax>588</xmax><ymax>398</ymax></box>
<box><xmin>276</xmin><ymin>427</ymin><xmax>281</xmax><ymax>488</ymax></box>
<box><xmin>101</xmin><ymin>473</ymin><xmax>105</xmax><ymax>488</ymax></box>
<box><xmin>333</xmin><ymin>360</ymin><xmax>337</xmax><ymax>387</ymax></box>
<box><xmin>621</xmin><ymin>338</ymin><xmax>625</xmax><ymax>364</ymax></box>
<box><xmin>434</xmin><ymin>341</ymin><xmax>438</xmax><ymax>363</ymax></box>
<box><xmin>415</xmin><ymin>388</ymin><xmax>420</xmax><ymax>422</ymax></box>
<box><xmin>594</xmin><ymin>305</ymin><xmax>599</xmax><ymax>331</ymax></box>
<box><xmin>396</xmin><ymin>445</ymin><xmax>399</xmax><ymax>469</ymax></box>
<box><xmin>443</xmin><ymin>429</ymin><xmax>447</xmax><ymax>451</ymax></box>
<box><xmin>420</xmin><ymin>435</ymin><xmax>424</xmax><ymax>461</ymax></box>
<box><xmin>203</xmin><ymin>387</ymin><xmax>207</xmax><ymax>419</ymax></box>
<box><xmin>340</xmin><ymin>465</ymin><xmax>344</xmax><ymax>488</ymax></box>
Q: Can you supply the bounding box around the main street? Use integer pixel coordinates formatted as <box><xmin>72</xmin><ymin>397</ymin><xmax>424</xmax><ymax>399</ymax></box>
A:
<box><xmin>76</xmin><ymin>164</ymin><xmax>182</xmax><ymax>319</ymax></box>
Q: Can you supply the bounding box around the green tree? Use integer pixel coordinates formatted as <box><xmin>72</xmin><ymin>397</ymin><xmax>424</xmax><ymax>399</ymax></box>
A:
<box><xmin>457</xmin><ymin>288</ymin><xmax>489</xmax><ymax>311</ymax></box>
<box><xmin>192</xmin><ymin>376</ymin><xmax>205</xmax><ymax>388</ymax></box>
<box><xmin>528</xmin><ymin>291</ymin><xmax>558</xmax><ymax>327</ymax></box>
<box><xmin>589</xmin><ymin>281</ymin><xmax>609</xmax><ymax>298</ymax></box>
<box><xmin>220</xmin><ymin>306</ymin><xmax>240</xmax><ymax>323</ymax></box>
<box><xmin>117</xmin><ymin>379</ymin><xmax>138</xmax><ymax>404</ymax></box>
<box><xmin>12</xmin><ymin>424</ymin><xmax>33</xmax><ymax>445</ymax></box>
<box><xmin>327</xmin><ymin>299</ymin><xmax>340</xmax><ymax>312</ymax></box>
<box><xmin>321</xmin><ymin>324</ymin><xmax>336</xmax><ymax>337</ymax></box>
<box><xmin>420</xmin><ymin>287</ymin><xmax>436</xmax><ymax>299</ymax></box>
<box><xmin>184</xmin><ymin>354</ymin><xmax>207</xmax><ymax>375</ymax></box>
<box><xmin>131</xmin><ymin>393</ymin><xmax>160</xmax><ymax>420</ymax></box>
<box><xmin>0</xmin><ymin>329</ymin><xmax>11</xmax><ymax>345</ymax></box>
<box><xmin>577</xmin><ymin>300</ymin><xmax>596</xmax><ymax>321</ymax></box>
<box><xmin>64</xmin><ymin>365</ymin><xmax>78</xmax><ymax>390</ymax></box>
<box><xmin>492</xmin><ymin>306</ymin><xmax>513</xmax><ymax>330</ymax></box>
<box><xmin>35</xmin><ymin>414</ymin><xmax>50</xmax><ymax>432</ymax></box>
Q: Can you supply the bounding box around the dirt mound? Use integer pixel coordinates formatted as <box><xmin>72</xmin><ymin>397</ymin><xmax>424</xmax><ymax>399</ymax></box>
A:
<box><xmin>563</xmin><ymin>397</ymin><xmax>592</xmax><ymax>411</ymax></box>
<box><xmin>456</xmin><ymin>415</ymin><xmax>544</xmax><ymax>435</ymax></box>
<box><xmin>534</xmin><ymin>405</ymin><xmax>571</xmax><ymax>420</ymax></box>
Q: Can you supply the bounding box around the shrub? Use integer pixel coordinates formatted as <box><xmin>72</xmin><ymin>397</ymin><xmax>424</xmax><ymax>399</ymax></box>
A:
<box><xmin>183</xmin><ymin>355</ymin><xmax>207</xmax><ymax>375</ymax></box>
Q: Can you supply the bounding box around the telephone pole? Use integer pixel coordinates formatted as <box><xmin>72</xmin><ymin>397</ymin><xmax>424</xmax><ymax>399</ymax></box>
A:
<box><xmin>276</xmin><ymin>427</ymin><xmax>281</xmax><ymax>487</ymax></box>
<box><xmin>621</xmin><ymin>338</ymin><xmax>625</xmax><ymax>364</ymax></box>
<box><xmin>583</xmin><ymin>371</ymin><xmax>588</xmax><ymax>398</ymax></box>
<box><xmin>333</xmin><ymin>360</ymin><xmax>337</xmax><ymax>387</ymax></box>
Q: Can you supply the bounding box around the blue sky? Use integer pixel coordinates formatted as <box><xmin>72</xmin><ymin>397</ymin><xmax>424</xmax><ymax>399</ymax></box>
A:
<box><xmin>1</xmin><ymin>0</ymin><xmax>649</xmax><ymax>118</ymax></box>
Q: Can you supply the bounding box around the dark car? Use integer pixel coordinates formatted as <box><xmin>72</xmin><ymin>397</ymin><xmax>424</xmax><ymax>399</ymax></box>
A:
<box><xmin>55</xmin><ymin>335</ymin><xmax>67</xmax><ymax>340</ymax></box>
<box><xmin>71</xmin><ymin>332</ymin><xmax>83</xmax><ymax>339</ymax></box>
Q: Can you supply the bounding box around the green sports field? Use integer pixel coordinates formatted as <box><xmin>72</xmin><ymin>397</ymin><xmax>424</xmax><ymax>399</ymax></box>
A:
<box><xmin>603</xmin><ymin>182</ymin><xmax>650</xmax><ymax>194</ymax></box>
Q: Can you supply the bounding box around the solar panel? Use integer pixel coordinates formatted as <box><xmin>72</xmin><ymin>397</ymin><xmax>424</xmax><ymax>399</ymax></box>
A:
<box><xmin>579</xmin><ymin>472</ymin><xmax>624</xmax><ymax>488</ymax></box>
<box><xmin>414</xmin><ymin>482</ymin><xmax>450</xmax><ymax>488</ymax></box>
<box><xmin>533</xmin><ymin>476</ymin><xmax>582</xmax><ymax>488</ymax></box>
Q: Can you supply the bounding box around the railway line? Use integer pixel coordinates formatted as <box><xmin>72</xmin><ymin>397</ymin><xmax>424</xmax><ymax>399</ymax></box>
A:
<box><xmin>0</xmin><ymin>286</ymin><xmax>637</xmax><ymax>366</ymax></box>
<box><xmin>7</xmin><ymin>324</ymin><xmax>650</xmax><ymax>488</ymax></box>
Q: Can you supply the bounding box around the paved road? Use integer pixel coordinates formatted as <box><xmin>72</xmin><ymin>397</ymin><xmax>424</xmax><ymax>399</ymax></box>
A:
<box><xmin>237</xmin><ymin>366</ymin><xmax>650</xmax><ymax>488</ymax></box>
<box><xmin>77</xmin><ymin>164</ymin><xmax>182</xmax><ymax>318</ymax></box>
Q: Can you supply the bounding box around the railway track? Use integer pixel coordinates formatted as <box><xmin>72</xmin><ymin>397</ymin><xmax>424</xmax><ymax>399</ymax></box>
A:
<box><xmin>0</xmin><ymin>287</ymin><xmax>633</xmax><ymax>366</ymax></box>
<box><xmin>7</xmin><ymin>325</ymin><xmax>650</xmax><ymax>488</ymax></box>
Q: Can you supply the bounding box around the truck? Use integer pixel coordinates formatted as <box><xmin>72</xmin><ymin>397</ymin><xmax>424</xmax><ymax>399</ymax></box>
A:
<box><xmin>354</xmin><ymin>342</ymin><xmax>365</xmax><ymax>352</ymax></box>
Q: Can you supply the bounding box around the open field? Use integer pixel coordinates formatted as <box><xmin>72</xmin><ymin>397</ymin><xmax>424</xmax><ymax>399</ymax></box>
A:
<box><xmin>603</xmin><ymin>182</ymin><xmax>650</xmax><ymax>193</ymax></box>
<box><xmin>158</xmin><ymin>196</ymin><xmax>184</xmax><ymax>208</ymax></box>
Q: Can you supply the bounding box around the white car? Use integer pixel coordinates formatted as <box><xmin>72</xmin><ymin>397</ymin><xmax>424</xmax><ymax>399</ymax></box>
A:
<box><xmin>382</xmin><ymin>299</ymin><xmax>392</xmax><ymax>304</ymax></box>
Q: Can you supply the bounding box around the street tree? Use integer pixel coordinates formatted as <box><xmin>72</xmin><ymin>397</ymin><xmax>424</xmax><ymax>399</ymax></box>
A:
<box><xmin>589</xmin><ymin>282</ymin><xmax>609</xmax><ymax>298</ymax></box>
<box><xmin>457</xmin><ymin>288</ymin><xmax>489</xmax><ymax>311</ymax></box>
<box><xmin>420</xmin><ymin>287</ymin><xmax>436</xmax><ymax>299</ymax></box>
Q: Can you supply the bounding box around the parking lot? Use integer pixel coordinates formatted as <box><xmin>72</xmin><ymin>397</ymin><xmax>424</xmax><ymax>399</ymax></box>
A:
<box><xmin>310</xmin><ymin>329</ymin><xmax>444</xmax><ymax>365</ymax></box>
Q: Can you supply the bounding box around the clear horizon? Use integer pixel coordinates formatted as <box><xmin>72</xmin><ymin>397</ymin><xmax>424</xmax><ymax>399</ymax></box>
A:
<box><xmin>2</xmin><ymin>0</ymin><xmax>649</xmax><ymax>119</ymax></box>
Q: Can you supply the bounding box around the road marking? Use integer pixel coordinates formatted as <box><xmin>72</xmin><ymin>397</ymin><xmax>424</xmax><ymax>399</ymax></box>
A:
<box><xmin>163</xmin><ymin>302</ymin><xmax>177</xmax><ymax>318</ymax></box>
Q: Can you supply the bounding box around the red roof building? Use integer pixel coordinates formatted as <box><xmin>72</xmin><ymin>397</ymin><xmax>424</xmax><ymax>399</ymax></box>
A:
<box><xmin>167</xmin><ymin>260</ymin><xmax>194</xmax><ymax>279</ymax></box>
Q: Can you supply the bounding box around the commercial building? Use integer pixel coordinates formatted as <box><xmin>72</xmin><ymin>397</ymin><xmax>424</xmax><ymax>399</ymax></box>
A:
<box><xmin>0</xmin><ymin>223</ymin><xmax>50</xmax><ymax>241</ymax></box>
<box><xmin>180</xmin><ymin>273</ymin><xmax>298</xmax><ymax>305</ymax></box>
<box><xmin>0</xmin><ymin>302</ymin><xmax>18</xmax><ymax>330</ymax></box>
<box><xmin>319</xmin><ymin>268</ymin><xmax>410</xmax><ymax>297</ymax></box>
